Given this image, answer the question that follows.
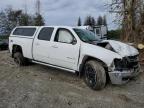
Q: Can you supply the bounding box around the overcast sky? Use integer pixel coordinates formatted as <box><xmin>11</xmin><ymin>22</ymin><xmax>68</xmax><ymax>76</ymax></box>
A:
<box><xmin>0</xmin><ymin>0</ymin><xmax>118</xmax><ymax>29</ymax></box>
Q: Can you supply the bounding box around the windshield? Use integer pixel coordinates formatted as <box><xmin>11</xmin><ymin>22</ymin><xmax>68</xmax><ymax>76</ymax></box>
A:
<box><xmin>73</xmin><ymin>28</ymin><xmax>100</xmax><ymax>42</ymax></box>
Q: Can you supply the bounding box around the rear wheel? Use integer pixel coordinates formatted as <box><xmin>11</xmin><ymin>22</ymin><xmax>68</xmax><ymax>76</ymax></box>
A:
<box><xmin>84</xmin><ymin>60</ymin><xmax>106</xmax><ymax>90</ymax></box>
<box><xmin>13</xmin><ymin>52</ymin><xmax>27</xmax><ymax>66</ymax></box>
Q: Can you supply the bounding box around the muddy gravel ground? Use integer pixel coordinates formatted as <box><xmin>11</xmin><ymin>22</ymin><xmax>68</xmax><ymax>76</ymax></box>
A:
<box><xmin>0</xmin><ymin>51</ymin><xmax>144</xmax><ymax>108</ymax></box>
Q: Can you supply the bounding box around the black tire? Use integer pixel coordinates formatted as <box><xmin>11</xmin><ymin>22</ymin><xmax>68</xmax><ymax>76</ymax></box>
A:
<box><xmin>13</xmin><ymin>52</ymin><xmax>26</xmax><ymax>66</ymax></box>
<box><xmin>84</xmin><ymin>60</ymin><xmax>106</xmax><ymax>90</ymax></box>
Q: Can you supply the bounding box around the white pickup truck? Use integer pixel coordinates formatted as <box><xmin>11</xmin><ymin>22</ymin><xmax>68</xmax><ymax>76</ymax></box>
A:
<box><xmin>9</xmin><ymin>26</ymin><xmax>140</xmax><ymax>90</ymax></box>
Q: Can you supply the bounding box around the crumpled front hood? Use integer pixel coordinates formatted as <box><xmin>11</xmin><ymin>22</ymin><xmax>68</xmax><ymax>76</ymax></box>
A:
<box><xmin>102</xmin><ymin>40</ymin><xmax>139</xmax><ymax>57</ymax></box>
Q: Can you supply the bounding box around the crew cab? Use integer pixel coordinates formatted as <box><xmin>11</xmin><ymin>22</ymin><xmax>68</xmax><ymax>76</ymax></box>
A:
<box><xmin>9</xmin><ymin>26</ymin><xmax>140</xmax><ymax>90</ymax></box>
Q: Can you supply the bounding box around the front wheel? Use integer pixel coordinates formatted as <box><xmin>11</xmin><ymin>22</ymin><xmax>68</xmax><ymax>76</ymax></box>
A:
<box><xmin>84</xmin><ymin>60</ymin><xmax>106</xmax><ymax>90</ymax></box>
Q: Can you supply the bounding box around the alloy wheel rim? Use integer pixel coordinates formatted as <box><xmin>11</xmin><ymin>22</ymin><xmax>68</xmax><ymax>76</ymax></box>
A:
<box><xmin>85</xmin><ymin>64</ymin><xmax>97</xmax><ymax>86</ymax></box>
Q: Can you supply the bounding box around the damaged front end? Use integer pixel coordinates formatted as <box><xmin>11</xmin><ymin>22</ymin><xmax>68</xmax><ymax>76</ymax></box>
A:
<box><xmin>108</xmin><ymin>55</ymin><xmax>140</xmax><ymax>84</ymax></box>
<box><xmin>87</xmin><ymin>39</ymin><xmax>140</xmax><ymax>84</ymax></box>
<box><xmin>96</xmin><ymin>40</ymin><xmax>140</xmax><ymax>84</ymax></box>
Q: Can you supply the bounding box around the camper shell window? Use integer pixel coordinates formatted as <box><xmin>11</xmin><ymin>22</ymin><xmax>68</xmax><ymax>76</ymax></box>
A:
<box><xmin>13</xmin><ymin>28</ymin><xmax>36</xmax><ymax>36</ymax></box>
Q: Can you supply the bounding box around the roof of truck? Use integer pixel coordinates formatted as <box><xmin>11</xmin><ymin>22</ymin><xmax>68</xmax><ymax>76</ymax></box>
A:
<box><xmin>16</xmin><ymin>26</ymin><xmax>75</xmax><ymax>28</ymax></box>
<box><xmin>15</xmin><ymin>26</ymin><xmax>85</xmax><ymax>30</ymax></box>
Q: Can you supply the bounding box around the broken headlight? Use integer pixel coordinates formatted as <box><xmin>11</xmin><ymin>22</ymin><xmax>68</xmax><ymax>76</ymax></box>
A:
<box><xmin>114</xmin><ymin>58</ymin><xmax>130</xmax><ymax>71</ymax></box>
<box><xmin>114</xmin><ymin>59</ymin><xmax>123</xmax><ymax>71</ymax></box>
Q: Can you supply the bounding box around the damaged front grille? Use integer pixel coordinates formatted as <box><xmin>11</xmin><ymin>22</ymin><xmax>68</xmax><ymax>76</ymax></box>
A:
<box><xmin>114</xmin><ymin>55</ymin><xmax>139</xmax><ymax>71</ymax></box>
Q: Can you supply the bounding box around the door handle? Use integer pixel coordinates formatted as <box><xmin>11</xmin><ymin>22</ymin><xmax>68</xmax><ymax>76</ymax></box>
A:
<box><xmin>35</xmin><ymin>43</ymin><xmax>40</xmax><ymax>46</ymax></box>
<box><xmin>67</xmin><ymin>57</ymin><xmax>74</xmax><ymax>60</ymax></box>
<box><xmin>51</xmin><ymin>45</ymin><xmax>58</xmax><ymax>48</ymax></box>
<box><xmin>10</xmin><ymin>40</ymin><xmax>13</xmax><ymax>43</ymax></box>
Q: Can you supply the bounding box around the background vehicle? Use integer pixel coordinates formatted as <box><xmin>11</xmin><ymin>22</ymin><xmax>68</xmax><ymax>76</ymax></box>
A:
<box><xmin>77</xmin><ymin>25</ymin><xmax>107</xmax><ymax>40</ymax></box>
<box><xmin>0</xmin><ymin>40</ymin><xmax>8</xmax><ymax>51</ymax></box>
<box><xmin>9</xmin><ymin>26</ymin><xmax>140</xmax><ymax>90</ymax></box>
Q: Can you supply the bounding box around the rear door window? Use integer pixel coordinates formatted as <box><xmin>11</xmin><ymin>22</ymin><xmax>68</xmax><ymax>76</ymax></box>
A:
<box><xmin>13</xmin><ymin>28</ymin><xmax>36</xmax><ymax>36</ymax></box>
<box><xmin>38</xmin><ymin>27</ymin><xmax>54</xmax><ymax>41</ymax></box>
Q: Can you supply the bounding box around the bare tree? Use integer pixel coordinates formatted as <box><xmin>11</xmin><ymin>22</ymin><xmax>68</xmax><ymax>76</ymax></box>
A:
<box><xmin>109</xmin><ymin>0</ymin><xmax>144</xmax><ymax>43</ymax></box>
<box><xmin>0</xmin><ymin>7</ymin><xmax>45</xmax><ymax>35</ymax></box>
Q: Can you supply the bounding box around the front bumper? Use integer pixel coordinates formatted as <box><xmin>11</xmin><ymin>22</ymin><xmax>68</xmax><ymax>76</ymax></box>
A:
<box><xmin>108</xmin><ymin>66</ymin><xmax>140</xmax><ymax>84</ymax></box>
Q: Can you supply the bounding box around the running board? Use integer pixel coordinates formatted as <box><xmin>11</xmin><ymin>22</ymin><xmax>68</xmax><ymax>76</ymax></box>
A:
<box><xmin>32</xmin><ymin>60</ymin><xmax>76</xmax><ymax>73</ymax></box>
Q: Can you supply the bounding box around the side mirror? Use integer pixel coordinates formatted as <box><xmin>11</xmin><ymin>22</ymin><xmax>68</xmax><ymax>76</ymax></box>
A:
<box><xmin>71</xmin><ymin>38</ymin><xmax>77</xmax><ymax>45</ymax></box>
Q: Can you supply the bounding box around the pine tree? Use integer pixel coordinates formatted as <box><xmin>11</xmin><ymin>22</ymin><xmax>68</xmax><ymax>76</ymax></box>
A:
<box><xmin>77</xmin><ymin>17</ymin><xmax>82</xmax><ymax>26</ymax></box>
<box><xmin>34</xmin><ymin>14</ymin><xmax>45</xmax><ymax>26</ymax></box>
<box><xmin>103</xmin><ymin>15</ymin><xmax>107</xmax><ymax>26</ymax></box>
<box><xmin>19</xmin><ymin>14</ymin><xmax>29</xmax><ymax>26</ymax></box>
<box><xmin>91</xmin><ymin>17</ymin><xmax>96</xmax><ymax>27</ymax></box>
<box><xmin>84</xmin><ymin>16</ymin><xmax>91</xmax><ymax>26</ymax></box>
<box><xmin>97</xmin><ymin>16</ymin><xmax>103</xmax><ymax>25</ymax></box>
<box><xmin>84</xmin><ymin>16</ymin><xmax>95</xmax><ymax>27</ymax></box>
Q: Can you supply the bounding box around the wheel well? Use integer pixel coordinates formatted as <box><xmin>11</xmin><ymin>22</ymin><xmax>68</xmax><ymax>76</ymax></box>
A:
<box><xmin>79</xmin><ymin>56</ymin><xmax>108</xmax><ymax>76</ymax></box>
<box><xmin>12</xmin><ymin>45</ymin><xmax>23</xmax><ymax>58</ymax></box>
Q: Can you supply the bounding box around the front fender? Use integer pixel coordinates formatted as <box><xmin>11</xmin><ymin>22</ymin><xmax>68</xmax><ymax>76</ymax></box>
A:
<box><xmin>79</xmin><ymin>55</ymin><xmax>109</xmax><ymax>73</ymax></box>
<box><xmin>78</xmin><ymin>43</ymin><xmax>122</xmax><ymax>70</ymax></box>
